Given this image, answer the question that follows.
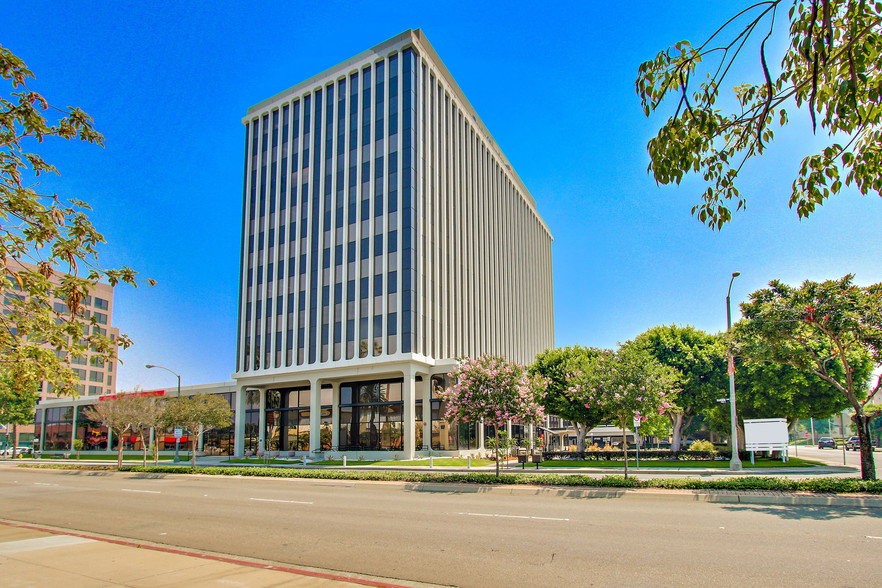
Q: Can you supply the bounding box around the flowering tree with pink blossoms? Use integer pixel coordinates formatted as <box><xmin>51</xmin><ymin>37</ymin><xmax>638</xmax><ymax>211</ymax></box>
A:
<box><xmin>441</xmin><ymin>356</ymin><xmax>547</xmax><ymax>477</ymax></box>
<box><xmin>572</xmin><ymin>342</ymin><xmax>680</xmax><ymax>478</ymax></box>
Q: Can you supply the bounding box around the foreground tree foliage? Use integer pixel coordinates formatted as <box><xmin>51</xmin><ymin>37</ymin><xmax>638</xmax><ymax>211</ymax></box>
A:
<box><xmin>637</xmin><ymin>1</ymin><xmax>882</xmax><ymax>229</ymax></box>
<box><xmin>0</xmin><ymin>45</ymin><xmax>152</xmax><ymax>397</ymax></box>
<box><xmin>441</xmin><ymin>356</ymin><xmax>546</xmax><ymax>477</ymax></box>
<box><xmin>530</xmin><ymin>346</ymin><xmax>606</xmax><ymax>452</ymax></box>
<box><xmin>732</xmin><ymin>275</ymin><xmax>882</xmax><ymax>479</ymax></box>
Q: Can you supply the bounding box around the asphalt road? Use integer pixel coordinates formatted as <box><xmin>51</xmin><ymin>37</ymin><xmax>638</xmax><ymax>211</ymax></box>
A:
<box><xmin>790</xmin><ymin>444</ymin><xmax>882</xmax><ymax>476</ymax></box>
<box><xmin>2</xmin><ymin>466</ymin><xmax>881</xmax><ymax>587</ymax></box>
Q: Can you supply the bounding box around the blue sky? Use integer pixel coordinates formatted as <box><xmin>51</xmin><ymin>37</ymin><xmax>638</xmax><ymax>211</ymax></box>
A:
<box><xmin>6</xmin><ymin>1</ymin><xmax>881</xmax><ymax>391</ymax></box>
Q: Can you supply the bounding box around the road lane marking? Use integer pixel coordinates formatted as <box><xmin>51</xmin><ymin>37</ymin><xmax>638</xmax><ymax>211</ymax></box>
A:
<box><xmin>121</xmin><ymin>489</ymin><xmax>161</xmax><ymax>494</ymax></box>
<box><xmin>458</xmin><ymin>512</ymin><xmax>569</xmax><ymax>521</ymax></box>
<box><xmin>249</xmin><ymin>498</ymin><xmax>313</xmax><ymax>505</ymax></box>
<box><xmin>867</xmin><ymin>536</ymin><xmax>882</xmax><ymax>539</ymax></box>
<box><xmin>33</xmin><ymin>483</ymin><xmax>58</xmax><ymax>486</ymax></box>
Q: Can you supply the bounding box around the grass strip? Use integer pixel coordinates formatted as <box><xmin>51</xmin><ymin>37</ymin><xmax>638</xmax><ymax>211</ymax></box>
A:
<box><xmin>17</xmin><ymin>463</ymin><xmax>882</xmax><ymax>494</ymax></box>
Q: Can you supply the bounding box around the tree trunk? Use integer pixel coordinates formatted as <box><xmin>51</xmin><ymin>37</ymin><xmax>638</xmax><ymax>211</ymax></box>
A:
<box><xmin>140</xmin><ymin>431</ymin><xmax>148</xmax><ymax>467</ymax></box>
<box><xmin>575</xmin><ymin>422</ymin><xmax>588</xmax><ymax>452</ymax></box>
<box><xmin>12</xmin><ymin>423</ymin><xmax>17</xmax><ymax>457</ymax></box>
<box><xmin>620</xmin><ymin>415</ymin><xmax>629</xmax><ymax>479</ymax></box>
<box><xmin>852</xmin><ymin>412</ymin><xmax>877</xmax><ymax>481</ymax></box>
<box><xmin>191</xmin><ymin>434</ymin><xmax>197</xmax><ymax>467</ymax></box>
<box><xmin>494</xmin><ymin>430</ymin><xmax>500</xmax><ymax>478</ymax></box>
<box><xmin>116</xmin><ymin>428</ymin><xmax>125</xmax><ymax>469</ymax></box>
<box><xmin>669</xmin><ymin>412</ymin><xmax>684</xmax><ymax>452</ymax></box>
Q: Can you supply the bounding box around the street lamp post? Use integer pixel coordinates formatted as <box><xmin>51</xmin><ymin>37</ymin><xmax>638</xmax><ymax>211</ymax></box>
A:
<box><xmin>146</xmin><ymin>364</ymin><xmax>181</xmax><ymax>463</ymax></box>
<box><xmin>726</xmin><ymin>272</ymin><xmax>743</xmax><ymax>471</ymax></box>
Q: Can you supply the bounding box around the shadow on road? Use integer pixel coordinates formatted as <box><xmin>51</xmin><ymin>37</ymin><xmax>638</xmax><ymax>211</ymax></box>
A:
<box><xmin>720</xmin><ymin>504</ymin><xmax>882</xmax><ymax>520</ymax></box>
<box><xmin>59</xmin><ymin>470</ymin><xmax>114</xmax><ymax>477</ymax></box>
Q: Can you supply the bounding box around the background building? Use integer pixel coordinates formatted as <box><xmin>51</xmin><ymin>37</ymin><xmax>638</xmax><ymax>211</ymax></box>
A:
<box><xmin>232</xmin><ymin>29</ymin><xmax>554</xmax><ymax>459</ymax></box>
<box><xmin>3</xmin><ymin>260</ymin><xmax>119</xmax><ymax>447</ymax></box>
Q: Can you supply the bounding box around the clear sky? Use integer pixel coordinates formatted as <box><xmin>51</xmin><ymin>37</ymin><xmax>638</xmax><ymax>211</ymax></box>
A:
<box><xmin>5</xmin><ymin>1</ymin><xmax>881</xmax><ymax>392</ymax></box>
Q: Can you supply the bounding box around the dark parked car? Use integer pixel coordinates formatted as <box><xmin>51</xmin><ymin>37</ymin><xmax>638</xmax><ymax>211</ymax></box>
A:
<box><xmin>844</xmin><ymin>436</ymin><xmax>873</xmax><ymax>451</ymax></box>
<box><xmin>818</xmin><ymin>437</ymin><xmax>836</xmax><ymax>449</ymax></box>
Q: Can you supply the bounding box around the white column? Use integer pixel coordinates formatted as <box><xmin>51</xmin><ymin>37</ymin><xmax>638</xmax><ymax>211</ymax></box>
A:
<box><xmin>421</xmin><ymin>375</ymin><xmax>431</xmax><ymax>451</ymax></box>
<box><xmin>331</xmin><ymin>382</ymin><xmax>341</xmax><ymax>450</ymax></box>
<box><xmin>233</xmin><ymin>386</ymin><xmax>247</xmax><ymax>457</ymax></box>
<box><xmin>403</xmin><ymin>367</ymin><xmax>417</xmax><ymax>459</ymax></box>
<box><xmin>478</xmin><ymin>421</ymin><xmax>484</xmax><ymax>450</ymax></box>
<box><xmin>258</xmin><ymin>388</ymin><xmax>267</xmax><ymax>452</ymax></box>
<box><xmin>309</xmin><ymin>377</ymin><xmax>321</xmax><ymax>453</ymax></box>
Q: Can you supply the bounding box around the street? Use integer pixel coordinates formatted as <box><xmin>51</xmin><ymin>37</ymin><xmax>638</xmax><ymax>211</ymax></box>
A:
<box><xmin>1</xmin><ymin>466</ymin><xmax>881</xmax><ymax>586</ymax></box>
<box><xmin>790</xmin><ymin>444</ymin><xmax>882</xmax><ymax>475</ymax></box>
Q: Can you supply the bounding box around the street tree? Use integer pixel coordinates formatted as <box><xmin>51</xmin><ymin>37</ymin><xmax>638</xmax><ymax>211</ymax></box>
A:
<box><xmin>0</xmin><ymin>44</ymin><xmax>152</xmax><ymax>398</ymax></box>
<box><xmin>574</xmin><ymin>342</ymin><xmax>681</xmax><ymax>478</ymax></box>
<box><xmin>704</xmin><ymin>353</ymin><xmax>871</xmax><ymax>447</ymax></box>
<box><xmin>441</xmin><ymin>356</ymin><xmax>547</xmax><ymax>477</ymax></box>
<box><xmin>128</xmin><ymin>394</ymin><xmax>166</xmax><ymax>466</ymax></box>
<box><xmin>635</xmin><ymin>325</ymin><xmax>727</xmax><ymax>451</ymax></box>
<box><xmin>162</xmin><ymin>394</ymin><xmax>233</xmax><ymax>467</ymax></box>
<box><xmin>83</xmin><ymin>394</ymin><xmax>143</xmax><ymax>468</ymax></box>
<box><xmin>530</xmin><ymin>346</ymin><xmax>606</xmax><ymax>452</ymax></box>
<box><xmin>636</xmin><ymin>1</ymin><xmax>882</xmax><ymax>229</ymax></box>
<box><xmin>0</xmin><ymin>369</ymin><xmax>40</xmax><ymax>454</ymax></box>
<box><xmin>732</xmin><ymin>275</ymin><xmax>882</xmax><ymax>479</ymax></box>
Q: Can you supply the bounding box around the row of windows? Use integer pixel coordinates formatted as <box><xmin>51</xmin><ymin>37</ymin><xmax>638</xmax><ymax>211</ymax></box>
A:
<box><xmin>238</xmin><ymin>49</ymin><xmax>417</xmax><ymax>372</ymax></box>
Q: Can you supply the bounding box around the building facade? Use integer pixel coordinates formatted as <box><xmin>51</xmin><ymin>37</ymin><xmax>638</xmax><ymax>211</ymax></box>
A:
<box><xmin>4</xmin><ymin>261</ymin><xmax>119</xmax><ymax>447</ymax></box>
<box><xmin>30</xmin><ymin>30</ymin><xmax>554</xmax><ymax>460</ymax></box>
<box><xmin>232</xmin><ymin>29</ymin><xmax>553</xmax><ymax>459</ymax></box>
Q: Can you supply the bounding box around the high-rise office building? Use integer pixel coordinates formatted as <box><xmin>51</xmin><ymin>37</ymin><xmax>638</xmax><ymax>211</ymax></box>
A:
<box><xmin>233</xmin><ymin>29</ymin><xmax>554</xmax><ymax>459</ymax></box>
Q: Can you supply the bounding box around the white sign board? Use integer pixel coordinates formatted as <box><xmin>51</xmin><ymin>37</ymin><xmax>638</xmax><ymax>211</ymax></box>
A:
<box><xmin>744</xmin><ymin>418</ymin><xmax>788</xmax><ymax>451</ymax></box>
<box><xmin>174</xmin><ymin>428</ymin><xmax>183</xmax><ymax>439</ymax></box>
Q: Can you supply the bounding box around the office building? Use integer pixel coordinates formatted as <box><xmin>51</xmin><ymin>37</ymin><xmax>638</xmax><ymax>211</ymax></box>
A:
<box><xmin>232</xmin><ymin>29</ymin><xmax>553</xmax><ymax>459</ymax></box>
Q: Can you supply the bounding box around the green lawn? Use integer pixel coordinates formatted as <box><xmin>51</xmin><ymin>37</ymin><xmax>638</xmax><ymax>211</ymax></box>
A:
<box><xmin>537</xmin><ymin>457</ymin><xmax>822</xmax><ymax>468</ymax></box>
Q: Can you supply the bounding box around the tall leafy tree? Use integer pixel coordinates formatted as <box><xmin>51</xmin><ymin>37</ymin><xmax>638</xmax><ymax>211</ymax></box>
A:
<box><xmin>573</xmin><ymin>342</ymin><xmax>680</xmax><ymax>478</ymax></box>
<box><xmin>635</xmin><ymin>325</ymin><xmax>727</xmax><ymax>451</ymax></box>
<box><xmin>636</xmin><ymin>1</ymin><xmax>882</xmax><ymax>229</ymax></box>
<box><xmin>704</xmin><ymin>354</ymin><xmax>871</xmax><ymax>447</ymax></box>
<box><xmin>530</xmin><ymin>346</ymin><xmax>605</xmax><ymax>452</ymax></box>
<box><xmin>162</xmin><ymin>394</ymin><xmax>233</xmax><ymax>467</ymax></box>
<box><xmin>441</xmin><ymin>356</ymin><xmax>546</xmax><ymax>477</ymax></box>
<box><xmin>732</xmin><ymin>275</ymin><xmax>882</xmax><ymax>479</ymax></box>
<box><xmin>0</xmin><ymin>369</ymin><xmax>40</xmax><ymax>452</ymax></box>
<box><xmin>1</xmin><ymin>45</ymin><xmax>151</xmax><ymax>398</ymax></box>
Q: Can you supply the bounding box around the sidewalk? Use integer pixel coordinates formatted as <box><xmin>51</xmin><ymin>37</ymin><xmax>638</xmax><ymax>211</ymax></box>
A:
<box><xmin>0</xmin><ymin>521</ymin><xmax>432</xmax><ymax>588</ymax></box>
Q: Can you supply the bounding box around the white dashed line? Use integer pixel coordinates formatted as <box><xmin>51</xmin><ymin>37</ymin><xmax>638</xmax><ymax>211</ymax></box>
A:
<box><xmin>867</xmin><ymin>536</ymin><xmax>882</xmax><ymax>540</ymax></box>
<box><xmin>249</xmin><ymin>498</ymin><xmax>313</xmax><ymax>505</ymax></box>
<box><xmin>458</xmin><ymin>512</ymin><xmax>569</xmax><ymax>521</ymax></box>
<box><xmin>120</xmin><ymin>489</ymin><xmax>160</xmax><ymax>494</ymax></box>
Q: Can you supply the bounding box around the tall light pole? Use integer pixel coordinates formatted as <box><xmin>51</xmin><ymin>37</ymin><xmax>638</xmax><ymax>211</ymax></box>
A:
<box><xmin>726</xmin><ymin>272</ymin><xmax>743</xmax><ymax>471</ymax></box>
<box><xmin>146</xmin><ymin>364</ymin><xmax>181</xmax><ymax>462</ymax></box>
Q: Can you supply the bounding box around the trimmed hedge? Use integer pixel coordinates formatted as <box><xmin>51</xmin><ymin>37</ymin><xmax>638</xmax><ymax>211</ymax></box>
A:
<box><xmin>18</xmin><ymin>463</ymin><xmax>882</xmax><ymax>494</ymax></box>
<box><xmin>543</xmin><ymin>449</ymin><xmax>751</xmax><ymax>461</ymax></box>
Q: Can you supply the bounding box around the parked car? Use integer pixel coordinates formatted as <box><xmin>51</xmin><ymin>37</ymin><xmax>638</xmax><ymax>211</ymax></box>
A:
<box><xmin>818</xmin><ymin>437</ymin><xmax>836</xmax><ymax>449</ymax></box>
<box><xmin>844</xmin><ymin>436</ymin><xmax>874</xmax><ymax>451</ymax></box>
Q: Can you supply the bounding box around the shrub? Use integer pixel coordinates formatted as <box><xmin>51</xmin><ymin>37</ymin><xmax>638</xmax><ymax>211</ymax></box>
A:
<box><xmin>689</xmin><ymin>440</ymin><xmax>716</xmax><ymax>453</ymax></box>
